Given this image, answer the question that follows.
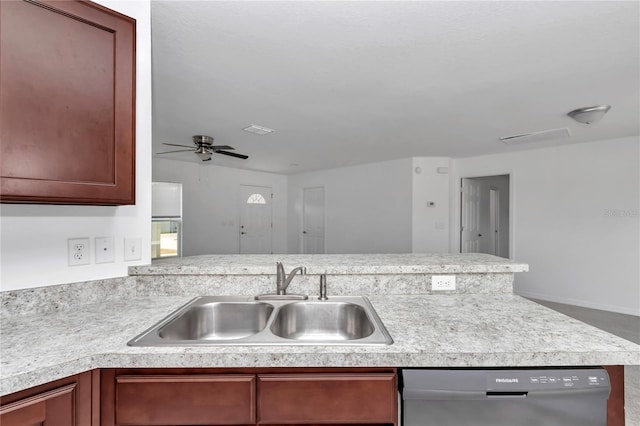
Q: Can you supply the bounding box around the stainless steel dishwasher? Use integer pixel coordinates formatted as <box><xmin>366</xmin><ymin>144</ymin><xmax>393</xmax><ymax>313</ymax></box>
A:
<box><xmin>401</xmin><ymin>368</ymin><xmax>610</xmax><ymax>426</ymax></box>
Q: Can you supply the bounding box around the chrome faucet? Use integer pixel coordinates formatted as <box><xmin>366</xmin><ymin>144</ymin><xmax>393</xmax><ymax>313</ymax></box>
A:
<box><xmin>276</xmin><ymin>262</ymin><xmax>306</xmax><ymax>295</ymax></box>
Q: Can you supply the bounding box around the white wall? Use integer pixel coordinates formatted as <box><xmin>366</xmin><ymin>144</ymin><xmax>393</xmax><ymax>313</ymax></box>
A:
<box><xmin>153</xmin><ymin>158</ymin><xmax>288</xmax><ymax>255</ymax></box>
<box><xmin>452</xmin><ymin>137</ymin><xmax>640</xmax><ymax>315</ymax></box>
<box><xmin>0</xmin><ymin>0</ymin><xmax>152</xmax><ymax>292</ymax></box>
<box><xmin>411</xmin><ymin>157</ymin><xmax>451</xmax><ymax>253</ymax></box>
<box><xmin>287</xmin><ymin>159</ymin><xmax>414</xmax><ymax>254</ymax></box>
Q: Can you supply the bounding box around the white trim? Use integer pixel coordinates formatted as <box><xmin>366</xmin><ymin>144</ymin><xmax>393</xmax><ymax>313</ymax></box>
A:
<box><xmin>517</xmin><ymin>290</ymin><xmax>640</xmax><ymax>317</ymax></box>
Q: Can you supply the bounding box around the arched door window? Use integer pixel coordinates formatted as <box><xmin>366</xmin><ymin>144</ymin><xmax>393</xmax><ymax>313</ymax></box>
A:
<box><xmin>247</xmin><ymin>193</ymin><xmax>266</xmax><ymax>204</ymax></box>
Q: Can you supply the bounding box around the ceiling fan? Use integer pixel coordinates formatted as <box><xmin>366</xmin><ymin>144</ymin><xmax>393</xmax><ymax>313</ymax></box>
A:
<box><xmin>157</xmin><ymin>135</ymin><xmax>249</xmax><ymax>161</ymax></box>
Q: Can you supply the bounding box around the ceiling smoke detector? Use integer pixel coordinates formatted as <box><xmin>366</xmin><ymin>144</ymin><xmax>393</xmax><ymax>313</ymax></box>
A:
<box><xmin>243</xmin><ymin>124</ymin><xmax>274</xmax><ymax>135</ymax></box>
<box><xmin>567</xmin><ymin>105</ymin><xmax>611</xmax><ymax>125</ymax></box>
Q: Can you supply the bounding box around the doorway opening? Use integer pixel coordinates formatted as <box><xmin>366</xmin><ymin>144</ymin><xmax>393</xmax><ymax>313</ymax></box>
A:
<box><xmin>460</xmin><ymin>174</ymin><xmax>510</xmax><ymax>258</ymax></box>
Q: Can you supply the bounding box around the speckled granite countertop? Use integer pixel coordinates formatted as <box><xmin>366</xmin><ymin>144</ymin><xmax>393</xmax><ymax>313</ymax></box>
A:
<box><xmin>2</xmin><ymin>294</ymin><xmax>637</xmax><ymax>396</ymax></box>
<box><xmin>129</xmin><ymin>253</ymin><xmax>529</xmax><ymax>275</ymax></box>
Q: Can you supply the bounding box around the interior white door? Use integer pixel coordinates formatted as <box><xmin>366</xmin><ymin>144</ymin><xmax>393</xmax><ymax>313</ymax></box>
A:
<box><xmin>302</xmin><ymin>186</ymin><xmax>325</xmax><ymax>254</ymax></box>
<box><xmin>489</xmin><ymin>188</ymin><xmax>500</xmax><ymax>256</ymax></box>
<box><xmin>460</xmin><ymin>178</ymin><xmax>484</xmax><ymax>253</ymax></box>
<box><xmin>239</xmin><ymin>185</ymin><xmax>272</xmax><ymax>254</ymax></box>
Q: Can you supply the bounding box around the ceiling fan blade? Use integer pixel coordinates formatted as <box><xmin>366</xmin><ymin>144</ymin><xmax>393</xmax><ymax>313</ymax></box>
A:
<box><xmin>216</xmin><ymin>150</ymin><xmax>249</xmax><ymax>160</ymax></box>
<box><xmin>157</xmin><ymin>149</ymin><xmax>194</xmax><ymax>154</ymax></box>
<box><xmin>211</xmin><ymin>145</ymin><xmax>234</xmax><ymax>150</ymax></box>
<box><xmin>163</xmin><ymin>143</ymin><xmax>194</xmax><ymax>148</ymax></box>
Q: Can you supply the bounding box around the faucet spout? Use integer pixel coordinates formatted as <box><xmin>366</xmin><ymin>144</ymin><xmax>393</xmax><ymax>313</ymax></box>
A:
<box><xmin>276</xmin><ymin>262</ymin><xmax>286</xmax><ymax>293</ymax></box>
<box><xmin>276</xmin><ymin>262</ymin><xmax>306</xmax><ymax>295</ymax></box>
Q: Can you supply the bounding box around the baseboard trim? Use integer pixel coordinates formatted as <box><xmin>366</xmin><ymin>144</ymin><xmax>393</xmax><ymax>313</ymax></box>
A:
<box><xmin>516</xmin><ymin>290</ymin><xmax>640</xmax><ymax>317</ymax></box>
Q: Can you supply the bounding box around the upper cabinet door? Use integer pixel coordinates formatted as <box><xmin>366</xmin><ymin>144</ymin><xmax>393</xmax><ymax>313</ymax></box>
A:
<box><xmin>0</xmin><ymin>0</ymin><xmax>136</xmax><ymax>205</ymax></box>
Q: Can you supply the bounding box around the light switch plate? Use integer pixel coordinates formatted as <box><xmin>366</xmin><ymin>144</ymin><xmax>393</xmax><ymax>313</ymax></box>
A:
<box><xmin>124</xmin><ymin>237</ymin><xmax>142</xmax><ymax>261</ymax></box>
<box><xmin>95</xmin><ymin>237</ymin><xmax>115</xmax><ymax>263</ymax></box>
<box><xmin>432</xmin><ymin>275</ymin><xmax>456</xmax><ymax>291</ymax></box>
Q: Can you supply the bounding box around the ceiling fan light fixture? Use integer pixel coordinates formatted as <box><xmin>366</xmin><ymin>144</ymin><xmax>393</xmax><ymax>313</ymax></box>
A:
<box><xmin>194</xmin><ymin>146</ymin><xmax>211</xmax><ymax>161</ymax></box>
<box><xmin>567</xmin><ymin>105</ymin><xmax>611</xmax><ymax>125</ymax></box>
<box><xmin>243</xmin><ymin>124</ymin><xmax>274</xmax><ymax>135</ymax></box>
<box><xmin>195</xmin><ymin>152</ymin><xmax>211</xmax><ymax>161</ymax></box>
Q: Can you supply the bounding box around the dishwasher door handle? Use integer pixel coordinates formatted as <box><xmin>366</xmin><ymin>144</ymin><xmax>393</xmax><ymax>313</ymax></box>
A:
<box><xmin>486</xmin><ymin>391</ymin><xmax>528</xmax><ymax>398</ymax></box>
<box><xmin>403</xmin><ymin>389</ymin><xmax>487</xmax><ymax>400</ymax></box>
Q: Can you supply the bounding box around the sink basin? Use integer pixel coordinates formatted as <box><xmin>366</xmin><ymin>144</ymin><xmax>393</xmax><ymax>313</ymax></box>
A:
<box><xmin>158</xmin><ymin>301</ymin><xmax>274</xmax><ymax>340</ymax></box>
<box><xmin>128</xmin><ymin>296</ymin><xmax>392</xmax><ymax>346</ymax></box>
<box><xmin>270</xmin><ymin>302</ymin><xmax>374</xmax><ymax>341</ymax></box>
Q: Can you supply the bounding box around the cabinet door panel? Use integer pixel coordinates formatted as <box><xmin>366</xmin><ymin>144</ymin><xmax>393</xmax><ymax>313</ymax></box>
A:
<box><xmin>0</xmin><ymin>401</ymin><xmax>45</xmax><ymax>426</ymax></box>
<box><xmin>115</xmin><ymin>374</ymin><xmax>256</xmax><ymax>425</ymax></box>
<box><xmin>0</xmin><ymin>0</ymin><xmax>135</xmax><ymax>205</ymax></box>
<box><xmin>257</xmin><ymin>373</ymin><xmax>397</xmax><ymax>424</ymax></box>
<box><xmin>0</xmin><ymin>383</ymin><xmax>76</xmax><ymax>426</ymax></box>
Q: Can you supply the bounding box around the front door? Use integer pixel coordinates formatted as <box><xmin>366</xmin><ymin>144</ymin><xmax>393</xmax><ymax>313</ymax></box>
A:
<box><xmin>239</xmin><ymin>185</ymin><xmax>272</xmax><ymax>254</ymax></box>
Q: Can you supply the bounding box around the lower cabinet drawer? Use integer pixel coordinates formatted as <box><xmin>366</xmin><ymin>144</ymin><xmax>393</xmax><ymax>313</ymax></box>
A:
<box><xmin>257</xmin><ymin>373</ymin><xmax>397</xmax><ymax>424</ymax></box>
<box><xmin>116</xmin><ymin>374</ymin><xmax>255</xmax><ymax>425</ymax></box>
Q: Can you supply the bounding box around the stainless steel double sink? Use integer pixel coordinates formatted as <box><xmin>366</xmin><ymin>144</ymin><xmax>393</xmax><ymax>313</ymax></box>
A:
<box><xmin>128</xmin><ymin>296</ymin><xmax>393</xmax><ymax>346</ymax></box>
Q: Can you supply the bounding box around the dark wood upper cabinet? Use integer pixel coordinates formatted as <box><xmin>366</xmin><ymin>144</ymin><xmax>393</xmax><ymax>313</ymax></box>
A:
<box><xmin>0</xmin><ymin>0</ymin><xmax>136</xmax><ymax>205</ymax></box>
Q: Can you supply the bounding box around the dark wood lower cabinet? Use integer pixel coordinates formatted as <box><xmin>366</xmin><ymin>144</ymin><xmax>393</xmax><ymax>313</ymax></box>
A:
<box><xmin>115</xmin><ymin>374</ymin><xmax>256</xmax><ymax>425</ymax></box>
<box><xmin>605</xmin><ymin>365</ymin><xmax>625</xmax><ymax>426</ymax></box>
<box><xmin>0</xmin><ymin>370</ymin><xmax>96</xmax><ymax>426</ymax></box>
<box><xmin>0</xmin><ymin>365</ymin><xmax>626</xmax><ymax>426</ymax></box>
<box><xmin>257</xmin><ymin>373</ymin><xmax>397</xmax><ymax>424</ymax></box>
<box><xmin>101</xmin><ymin>368</ymin><xmax>398</xmax><ymax>426</ymax></box>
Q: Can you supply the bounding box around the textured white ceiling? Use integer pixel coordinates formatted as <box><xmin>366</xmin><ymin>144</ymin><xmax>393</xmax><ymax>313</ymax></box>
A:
<box><xmin>151</xmin><ymin>1</ymin><xmax>640</xmax><ymax>174</ymax></box>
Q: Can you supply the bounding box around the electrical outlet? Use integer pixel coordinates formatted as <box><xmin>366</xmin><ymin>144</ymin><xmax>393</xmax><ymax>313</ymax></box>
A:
<box><xmin>68</xmin><ymin>238</ymin><xmax>90</xmax><ymax>266</ymax></box>
<box><xmin>95</xmin><ymin>236</ymin><xmax>115</xmax><ymax>263</ymax></box>
<box><xmin>432</xmin><ymin>275</ymin><xmax>456</xmax><ymax>291</ymax></box>
<box><xmin>124</xmin><ymin>237</ymin><xmax>142</xmax><ymax>261</ymax></box>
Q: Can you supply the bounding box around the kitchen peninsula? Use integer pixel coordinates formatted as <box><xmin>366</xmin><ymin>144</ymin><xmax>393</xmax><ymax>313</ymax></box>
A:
<box><xmin>1</xmin><ymin>253</ymin><xmax>638</xmax><ymax>424</ymax></box>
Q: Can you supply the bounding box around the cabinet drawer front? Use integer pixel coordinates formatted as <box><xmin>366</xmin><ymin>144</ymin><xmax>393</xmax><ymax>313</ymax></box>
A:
<box><xmin>116</xmin><ymin>375</ymin><xmax>255</xmax><ymax>425</ymax></box>
<box><xmin>257</xmin><ymin>373</ymin><xmax>396</xmax><ymax>424</ymax></box>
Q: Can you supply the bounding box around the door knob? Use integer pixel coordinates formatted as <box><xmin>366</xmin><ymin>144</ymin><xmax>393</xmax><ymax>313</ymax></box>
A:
<box><xmin>478</xmin><ymin>233</ymin><xmax>483</xmax><ymax>237</ymax></box>
<box><xmin>303</xmin><ymin>231</ymin><xmax>307</xmax><ymax>234</ymax></box>
<box><xmin>241</xmin><ymin>231</ymin><xmax>247</xmax><ymax>235</ymax></box>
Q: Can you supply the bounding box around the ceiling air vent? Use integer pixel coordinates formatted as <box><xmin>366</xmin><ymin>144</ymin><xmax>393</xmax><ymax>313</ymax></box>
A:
<box><xmin>500</xmin><ymin>128</ymin><xmax>571</xmax><ymax>145</ymax></box>
<box><xmin>243</xmin><ymin>124</ymin><xmax>274</xmax><ymax>135</ymax></box>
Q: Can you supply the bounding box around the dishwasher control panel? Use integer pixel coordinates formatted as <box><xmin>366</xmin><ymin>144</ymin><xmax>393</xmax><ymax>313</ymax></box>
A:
<box><xmin>486</xmin><ymin>369</ymin><xmax>610</xmax><ymax>391</ymax></box>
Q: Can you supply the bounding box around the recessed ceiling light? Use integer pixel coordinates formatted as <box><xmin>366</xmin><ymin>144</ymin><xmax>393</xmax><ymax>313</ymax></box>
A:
<box><xmin>243</xmin><ymin>124</ymin><xmax>274</xmax><ymax>135</ymax></box>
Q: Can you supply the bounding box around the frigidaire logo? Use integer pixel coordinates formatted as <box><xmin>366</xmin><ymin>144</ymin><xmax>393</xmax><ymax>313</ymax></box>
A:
<box><xmin>495</xmin><ymin>378</ymin><xmax>519</xmax><ymax>383</ymax></box>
